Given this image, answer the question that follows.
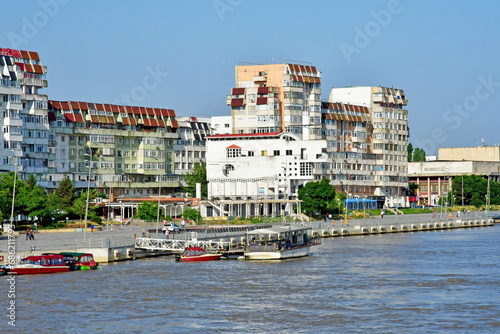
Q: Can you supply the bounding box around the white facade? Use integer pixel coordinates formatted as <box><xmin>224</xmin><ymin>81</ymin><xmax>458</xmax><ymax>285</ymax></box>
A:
<box><xmin>206</xmin><ymin>132</ymin><xmax>327</xmax><ymax>217</ymax></box>
<box><xmin>329</xmin><ymin>86</ymin><xmax>372</xmax><ymax>107</ymax></box>
<box><xmin>211</xmin><ymin>116</ymin><xmax>232</xmax><ymax>135</ymax></box>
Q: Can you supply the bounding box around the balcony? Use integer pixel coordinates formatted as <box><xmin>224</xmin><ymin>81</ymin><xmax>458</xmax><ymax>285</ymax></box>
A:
<box><xmin>3</xmin><ymin>117</ymin><xmax>22</xmax><ymax>127</ymax></box>
<box><xmin>253</xmin><ymin>75</ymin><xmax>266</xmax><ymax>82</ymax></box>
<box><xmin>20</xmin><ymin>78</ymin><xmax>48</xmax><ymax>88</ymax></box>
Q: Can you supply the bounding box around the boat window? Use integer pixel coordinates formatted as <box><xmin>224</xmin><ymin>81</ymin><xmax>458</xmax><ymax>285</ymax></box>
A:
<box><xmin>47</xmin><ymin>259</ymin><xmax>53</xmax><ymax>265</ymax></box>
<box><xmin>41</xmin><ymin>259</ymin><xmax>47</xmax><ymax>265</ymax></box>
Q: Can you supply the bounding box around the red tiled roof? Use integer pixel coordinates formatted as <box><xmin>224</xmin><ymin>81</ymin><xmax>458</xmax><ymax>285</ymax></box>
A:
<box><xmin>226</xmin><ymin>144</ymin><xmax>241</xmax><ymax>149</ymax></box>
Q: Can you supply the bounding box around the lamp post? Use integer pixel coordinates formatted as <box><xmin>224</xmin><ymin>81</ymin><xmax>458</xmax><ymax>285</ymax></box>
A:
<box><xmin>107</xmin><ymin>182</ymin><xmax>112</xmax><ymax>231</ymax></box>
<box><xmin>83</xmin><ymin>155</ymin><xmax>93</xmax><ymax>242</ymax></box>
<box><xmin>10</xmin><ymin>155</ymin><xmax>19</xmax><ymax>229</ymax></box>
<box><xmin>363</xmin><ymin>195</ymin><xmax>366</xmax><ymax>222</ymax></box>
<box><xmin>156</xmin><ymin>174</ymin><xmax>161</xmax><ymax>235</ymax></box>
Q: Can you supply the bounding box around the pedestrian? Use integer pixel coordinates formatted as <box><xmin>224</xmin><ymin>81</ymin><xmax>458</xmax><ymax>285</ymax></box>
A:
<box><xmin>111</xmin><ymin>223</ymin><xmax>113</xmax><ymax>232</ymax></box>
<box><xmin>329</xmin><ymin>213</ymin><xmax>332</xmax><ymax>222</ymax></box>
<box><xmin>381</xmin><ymin>211</ymin><xmax>384</xmax><ymax>218</ymax></box>
<box><xmin>30</xmin><ymin>228</ymin><xmax>35</xmax><ymax>240</ymax></box>
<box><xmin>341</xmin><ymin>218</ymin><xmax>343</xmax><ymax>226</ymax></box>
<box><xmin>26</xmin><ymin>228</ymin><xmax>30</xmax><ymax>241</ymax></box>
<box><xmin>91</xmin><ymin>224</ymin><xmax>95</xmax><ymax>233</ymax></box>
<box><xmin>165</xmin><ymin>229</ymin><xmax>170</xmax><ymax>239</ymax></box>
<box><xmin>332</xmin><ymin>219</ymin><xmax>335</xmax><ymax>227</ymax></box>
<box><xmin>369</xmin><ymin>212</ymin><xmax>372</xmax><ymax>218</ymax></box>
<box><xmin>181</xmin><ymin>219</ymin><xmax>186</xmax><ymax>230</ymax></box>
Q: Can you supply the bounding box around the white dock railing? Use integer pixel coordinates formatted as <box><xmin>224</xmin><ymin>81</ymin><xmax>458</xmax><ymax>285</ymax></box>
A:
<box><xmin>134</xmin><ymin>237</ymin><xmax>230</xmax><ymax>251</ymax></box>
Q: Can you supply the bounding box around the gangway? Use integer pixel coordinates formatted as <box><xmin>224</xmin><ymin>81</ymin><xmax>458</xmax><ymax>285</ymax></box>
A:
<box><xmin>134</xmin><ymin>237</ymin><xmax>230</xmax><ymax>252</ymax></box>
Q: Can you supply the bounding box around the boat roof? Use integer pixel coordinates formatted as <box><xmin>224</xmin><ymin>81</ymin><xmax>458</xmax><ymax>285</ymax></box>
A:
<box><xmin>24</xmin><ymin>254</ymin><xmax>63</xmax><ymax>260</ymax></box>
<box><xmin>60</xmin><ymin>252</ymin><xmax>94</xmax><ymax>257</ymax></box>
<box><xmin>246</xmin><ymin>225</ymin><xmax>311</xmax><ymax>235</ymax></box>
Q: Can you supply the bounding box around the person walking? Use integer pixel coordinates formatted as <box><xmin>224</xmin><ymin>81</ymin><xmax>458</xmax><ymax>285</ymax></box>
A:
<box><xmin>30</xmin><ymin>228</ymin><xmax>35</xmax><ymax>240</ymax></box>
<box><xmin>91</xmin><ymin>224</ymin><xmax>95</xmax><ymax>233</ymax></box>
<box><xmin>26</xmin><ymin>228</ymin><xmax>30</xmax><ymax>241</ymax></box>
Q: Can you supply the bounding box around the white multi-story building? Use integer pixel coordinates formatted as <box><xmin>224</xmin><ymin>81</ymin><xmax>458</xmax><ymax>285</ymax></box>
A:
<box><xmin>211</xmin><ymin>116</ymin><xmax>232</xmax><ymax>135</ymax></box>
<box><xmin>329</xmin><ymin>86</ymin><xmax>409</xmax><ymax>197</ymax></box>
<box><xmin>205</xmin><ymin>132</ymin><xmax>327</xmax><ymax>217</ymax></box>
<box><xmin>0</xmin><ymin>47</ymin><xmax>49</xmax><ymax>179</ymax></box>
<box><xmin>174</xmin><ymin>116</ymin><xmax>212</xmax><ymax>183</ymax></box>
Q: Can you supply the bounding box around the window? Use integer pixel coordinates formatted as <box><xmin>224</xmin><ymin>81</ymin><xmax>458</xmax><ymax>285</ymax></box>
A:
<box><xmin>274</xmin><ymin>150</ymin><xmax>280</xmax><ymax>156</ymax></box>
<box><xmin>248</xmin><ymin>151</ymin><xmax>254</xmax><ymax>157</ymax></box>
<box><xmin>227</xmin><ymin>147</ymin><xmax>241</xmax><ymax>158</ymax></box>
<box><xmin>286</xmin><ymin>150</ymin><xmax>292</xmax><ymax>156</ymax></box>
<box><xmin>261</xmin><ymin>150</ymin><xmax>267</xmax><ymax>156</ymax></box>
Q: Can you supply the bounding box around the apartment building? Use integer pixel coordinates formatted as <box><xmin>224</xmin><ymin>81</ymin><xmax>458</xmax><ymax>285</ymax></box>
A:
<box><xmin>45</xmin><ymin>100</ymin><xmax>181</xmax><ymax>197</ymax></box>
<box><xmin>0</xmin><ymin>47</ymin><xmax>49</xmax><ymax>178</ymax></box>
<box><xmin>226</xmin><ymin>63</ymin><xmax>322</xmax><ymax>140</ymax></box>
<box><xmin>329</xmin><ymin>86</ymin><xmax>409</xmax><ymax>197</ymax></box>
<box><xmin>173</xmin><ymin>116</ymin><xmax>212</xmax><ymax>181</ymax></box>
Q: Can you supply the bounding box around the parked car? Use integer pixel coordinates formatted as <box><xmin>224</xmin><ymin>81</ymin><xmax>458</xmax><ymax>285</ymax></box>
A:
<box><xmin>162</xmin><ymin>223</ymin><xmax>180</xmax><ymax>233</ymax></box>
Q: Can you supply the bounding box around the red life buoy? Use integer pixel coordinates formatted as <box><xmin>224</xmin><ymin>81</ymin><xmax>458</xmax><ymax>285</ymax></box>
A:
<box><xmin>0</xmin><ymin>255</ymin><xmax>4</xmax><ymax>262</ymax></box>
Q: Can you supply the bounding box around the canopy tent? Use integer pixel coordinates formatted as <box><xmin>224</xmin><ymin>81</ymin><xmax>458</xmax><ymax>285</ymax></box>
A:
<box><xmin>344</xmin><ymin>198</ymin><xmax>376</xmax><ymax>210</ymax></box>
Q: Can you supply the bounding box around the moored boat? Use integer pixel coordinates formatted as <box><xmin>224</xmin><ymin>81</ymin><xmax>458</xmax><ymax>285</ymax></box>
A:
<box><xmin>244</xmin><ymin>225</ymin><xmax>319</xmax><ymax>260</ymax></box>
<box><xmin>59</xmin><ymin>252</ymin><xmax>98</xmax><ymax>270</ymax></box>
<box><xmin>8</xmin><ymin>254</ymin><xmax>70</xmax><ymax>275</ymax></box>
<box><xmin>178</xmin><ymin>247</ymin><xmax>223</xmax><ymax>262</ymax></box>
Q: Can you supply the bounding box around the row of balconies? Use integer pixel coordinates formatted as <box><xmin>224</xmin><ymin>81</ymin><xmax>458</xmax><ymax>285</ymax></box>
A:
<box><xmin>20</xmin><ymin>78</ymin><xmax>48</xmax><ymax>88</ymax></box>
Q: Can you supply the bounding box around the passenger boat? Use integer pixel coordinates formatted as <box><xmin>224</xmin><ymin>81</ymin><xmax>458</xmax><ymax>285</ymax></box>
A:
<box><xmin>8</xmin><ymin>254</ymin><xmax>70</xmax><ymax>275</ymax></box>
<box><xmin>244</xmin><ymin>225</ymin><xmax>319</xmax><ymax>260</ymax></box>
<box><xmin>59</xmin><ymin>252</ymin><xmax>98</xmax><ymax>270</ymax></box>
<box><xmin>43</xmin><ymin>253</ymin><xmax>77</xmax><ymax>271</ymax></box>
<box><xmin>178</xmin><ymin>247</ymin><xmax>223</xmax><ymax>262</ymax></box>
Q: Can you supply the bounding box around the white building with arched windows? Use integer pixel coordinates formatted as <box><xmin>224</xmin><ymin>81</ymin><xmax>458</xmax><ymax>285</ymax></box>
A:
<box><xmin>204</xmin><ymin>132</ymin><xmax>327</xmax><ymax>218</ymax></box>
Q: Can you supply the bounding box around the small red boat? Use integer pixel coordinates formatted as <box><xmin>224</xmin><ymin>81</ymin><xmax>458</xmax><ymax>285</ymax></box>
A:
<box><xmin>179</xmin><ymin>247</ymin><xmax>223</xmax><ymax>262</ymax></box>
<box><xmin>8</xmin><ymin>254</ymin><xmax>70</xmax><ymax>275</ymax></box>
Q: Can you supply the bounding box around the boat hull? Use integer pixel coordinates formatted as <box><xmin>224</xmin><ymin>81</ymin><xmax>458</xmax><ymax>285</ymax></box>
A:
<box><xmin>244</xmin><ymin>244</ymin><xmax>311</xmax><ymax>260</ymax></box>
<box><xmin>180</xmin><ymin>254</ymin><xmax>223</xmax><ymax>262</ymax></box>
<box><xmin>8</xmin><ymin>265</ymin><xmax>69</xmax><ymax>275</ymax></box>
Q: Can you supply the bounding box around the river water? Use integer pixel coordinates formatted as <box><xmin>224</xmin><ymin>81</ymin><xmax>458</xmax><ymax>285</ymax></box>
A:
<box><xmin>2</xmin><ymin>225</ymin><xmax>499</xmax><ymax>333</ymax></box>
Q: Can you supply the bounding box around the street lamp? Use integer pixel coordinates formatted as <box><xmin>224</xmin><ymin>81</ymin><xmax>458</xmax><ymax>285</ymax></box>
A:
<box><xmin>363</xmin><ymin>195</ymin><xmax>366</xmax><ymax>222</ymax></box>
<box><xmin>10</xmin><ymin>155</ymin><xmax>20</xmax><ymax>229</ymax></box>
<box><xmin>83</xmin><ymin>156</ymin><xmax>93</xmax><ymax>242</ymax></box>
<box><xmin>156</xmin><ymin>174</ymin><xmax>161</xmax><ymax>235</ymax></box>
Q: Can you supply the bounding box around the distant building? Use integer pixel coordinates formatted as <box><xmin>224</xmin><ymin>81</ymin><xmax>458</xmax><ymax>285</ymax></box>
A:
<box><xmin>174</xmin><ymin>116</ymin><xmax>212</xmax><ymax>181</ymax></box>
<box><xmin>0</xmin><ymin>47</ymin><xmax>49</xmax><ymax>179</ymax></box>
<box><xmin>205</xmin><ymin>132</ymin><xmax>327</xmax><ymax>217</ymax></box>
<box><xmin>46</xmin><ymin>100</ymin><xmax>180</xmax><ymax>199</ymax></box>
<box><xmin>408</xmin><ymin>146</ymin><xmax>500</xmax><ymax>206</ymax></box>
<box><xmin>226</xmin><ymin>63</ymin><xmax>322</xmax><ymax>140</ymax></box>
<box><xmin>211</xmin><ymin>116</ymin><xmax>232</xmax><ymax>135</ymax></box>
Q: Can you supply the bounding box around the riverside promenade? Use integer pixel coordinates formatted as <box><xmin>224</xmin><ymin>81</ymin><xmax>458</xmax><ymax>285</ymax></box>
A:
<box><xmin>1</xmin><ymin>211</ymin><xmax>496</xmax><ymax>263</ymax></box>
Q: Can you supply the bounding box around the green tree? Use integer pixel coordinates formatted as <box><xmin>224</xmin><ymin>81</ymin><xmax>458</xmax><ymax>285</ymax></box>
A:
<box><xmin>407</xmin><ymin>143</ymin><xmax>413</xmax><ymax>162</ymax></box>
<box><xmin>413</xmin><ymin>148</ymin><xmax>426</xmax><ymax>162</ymax></box>
<box><xmin>0</xmin><ymin>172</ymin><xmax>26</xmax><ymax>223</ymax></box>
<box><xmin>54</xmin><ymin>175</ymin><xmax>76</xmax><ymax>214</ymax></box>
<box><xmin>71</xmin><ymin>189</ymin><xmax>97</xmax><ymax>222</ymax></box>
<box><xmin>409</xmin><ymin>183</ymin><xmax>419</xmax><ymax>196</ymax></box>
<box><xmin>182</xmin><ymin>207</ymin><xmax>201</xmax><ymax>223</ymax></box>
<box><xmin>135</xmin><ymin>201</ymin><xmax>159</xmax><ymax>221</ymax></box>
<box><xmin>182</xmin><ymin>162</ymin><xmax>207</xmax><ymax>198</ymax></box>
<box><xmin>297</xmin><ymin>178</ymin><xmax>336</xmax><ymax>216</ymax></box>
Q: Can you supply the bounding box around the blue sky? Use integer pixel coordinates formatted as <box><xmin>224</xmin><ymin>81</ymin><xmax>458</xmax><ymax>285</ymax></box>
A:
<box><xmin>2</xmin><ymin>0</ymin><xmax>500</xmax><ymax>154</ymax></box>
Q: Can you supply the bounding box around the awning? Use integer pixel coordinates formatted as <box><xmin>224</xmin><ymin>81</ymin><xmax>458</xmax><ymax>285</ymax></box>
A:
<box><xmin>143</xmin><ymin>118</ymin><xmax>151</xmax><ymax>126</ymax></box>
<box><xmin>132</xmin><ymin>106</ymin><xmax>140</xmax><ymax>114</ymax></box>
<box><xmin>96</xmin><ymin>103</ymin><xmax>105</xmax><ymax>111</ymax></box>
<box><xmin>91</xmin><ymin>116</ymin><xmax>99</xmax><ymax>123</ymax></box>
<box><xmin>29</xmin><ymin>51</ymin><xmax>40</xmax><ymax>61</ymax></box>
<box><xmin>49</xmin><ymin>101</ymin><xmax>62</xmax><ymax>110</ymax></box>
<box><xmin>33</xmin><ymin>64</ymin><xmax>43</xmax><ymax>74</ymax></box>
<box><xmin>111</xmin><ymin>105</ymin><xmax>119</xmax><ymax>113</ymax></box>
<box><xmin>230</xmin><ymin>98</ymin><xmax>244</xmax><ymax>107</ymax></box>
<box><xmin>79</xmin><ymin>102</ymin><xmax>89</xmax><ymax>110</ymax></box>
<box><xmin>257</xmin><ymin>87</ymin><xmax>268</xmax><ymax>94</ymax></box>
<box><xmin>48</xmin><ymin>112</ymin><xmax>56</xmax><ymax>122</ymax></box>
<box><xmin>61</xmin><ymin>102</ymin><xmax>70</xmax><ymax>110</ymax></box>
<box><xmin>129</xmin><ymin>118</ymin><xmax>137</xmax><ymax>125</ymax></box>
<box><xmin>108</xmin><ymin>116</ymin><xmax>115</xmax><ymax>124</ymax></box>
<box><xmin>257</xmin><ymin>97</ymin><xmax>267</xmax><ymax>105</ymax></box>
<box><xmin>171</xmin><ymin>120</ymin><xmax>179</xmax><ymax>128</ymax></box>
<box><xmin>161</xmin><ymin>109</ymin><xmax>169</xmax><ymax>116</ymax></box>
<box><xmin>64</xmin><ymin>114</ymin><xmax>75</xmax><ymax>122</ymax></box>
<box><xmin>140</xmin><ymin>107</ymin><xmax>147</xmax><ymax>115</ymax></box>
<box><xmin>20</xmin><ymin>50</ymin><xmax>30</xmax><ymax>59</ymax></box>
<box><xmin>122</xmin><ymin>118</ymin><xmax>129</xmax><ymax>125</ymax></box>
<box><xmin>70</xmin><ymin>101</ymin><xmax>80</xmax><ymax>110</ymax></box>
<box><xmin>75</xmin><ymin>114</ymin><xmax>84</xmax><ymax>122</ymax></box>
<box><xmin>158</xmin><ymin>119</ymin><xmax>165</xmax><ymax>127</ymax></box>
<box><xmin>150</xmin><ymin>119</ymin><xmax>158</xmax><ymax>127</ymax></box>
<box><xmin>232</xmin><ymin>87</ymin><xmax>245</xmax><ymax>95</ymax></box>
